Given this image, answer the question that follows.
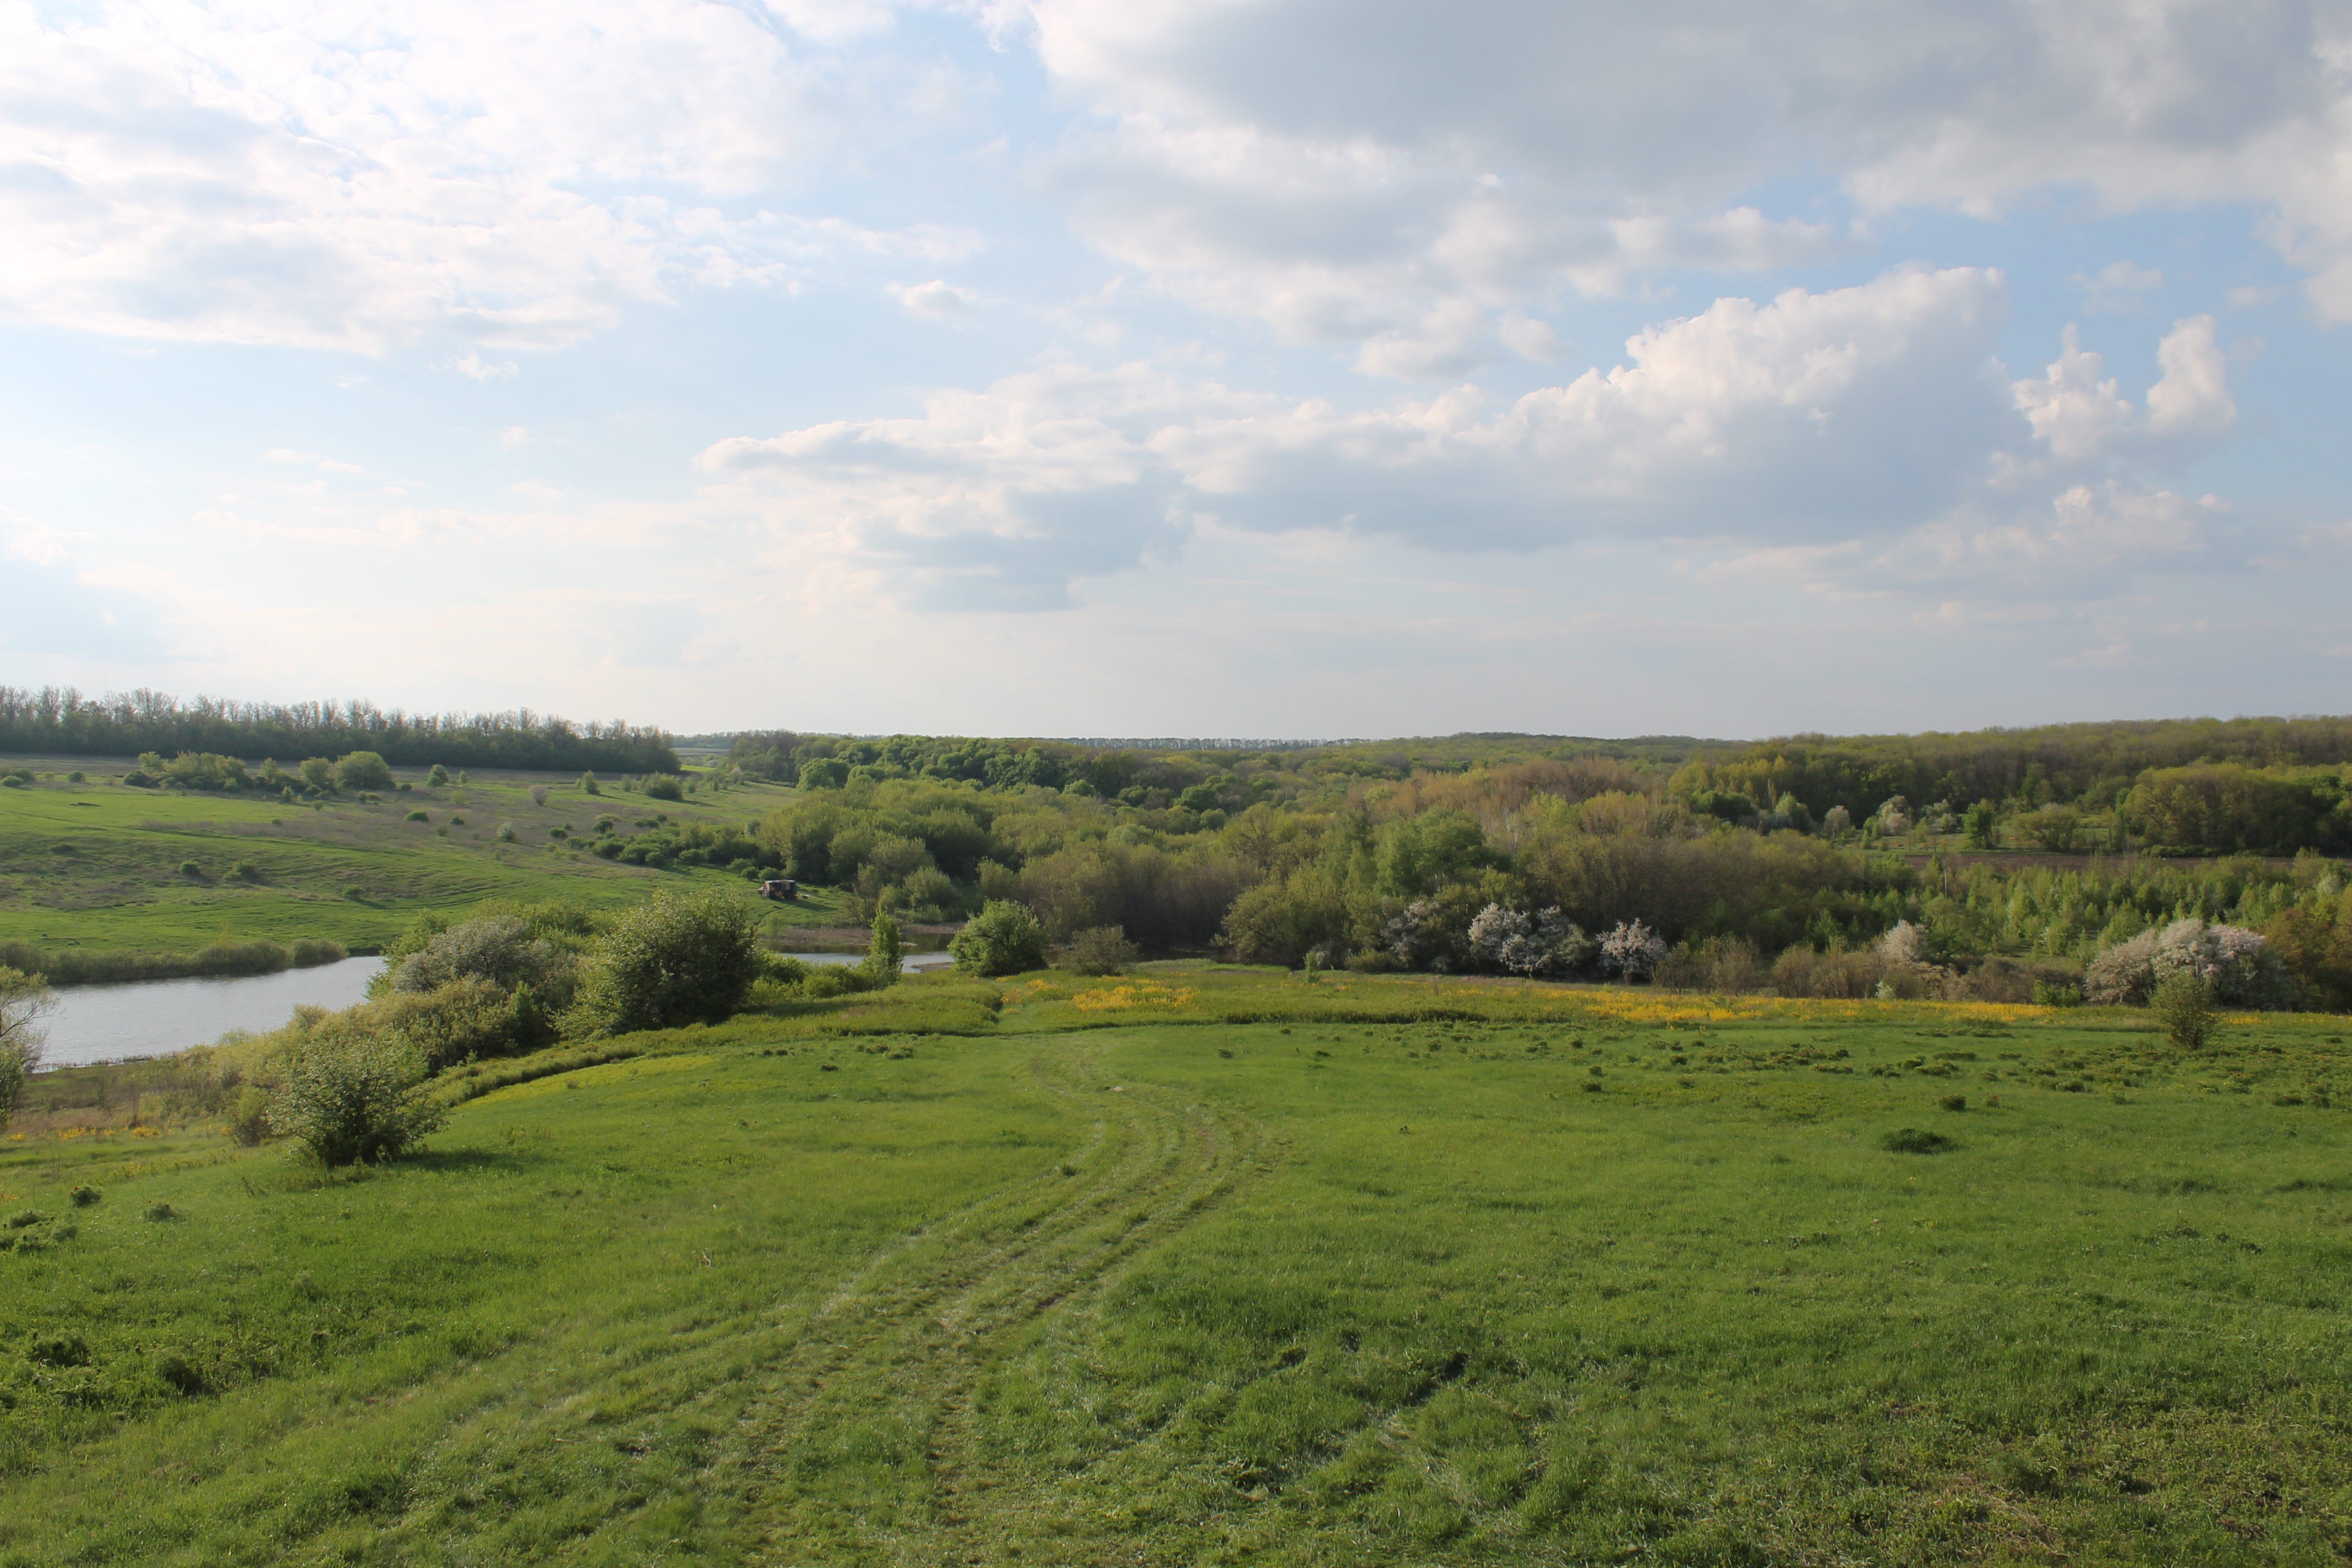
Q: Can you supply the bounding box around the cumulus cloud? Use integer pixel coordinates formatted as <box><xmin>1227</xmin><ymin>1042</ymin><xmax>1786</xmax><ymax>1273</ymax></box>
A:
<box><xmin>1018</xmin><ymin>0</ymin><xmax>2352</xmax><ymax>358</ymax></box>
<box><xmin>701</xmin><ymin>265</ymin><xmax>2235</xmax><ymax>607</ymax></box>
<box><xmin>899</xmin><ymin>279</ymin><xmax>979</xmax><ymax>317</ymax></box>
<box><xmin>0</xmin><ymin>0</ymin><xmax>976</xmax><ymax>351</ymax></box>
<box><xmin>2006</xmin><ymin>315</ymin><xmax>2237</xmax><ymax>471</ymax></box>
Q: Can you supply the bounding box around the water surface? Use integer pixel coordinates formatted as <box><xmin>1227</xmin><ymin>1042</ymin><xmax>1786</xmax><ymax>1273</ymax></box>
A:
<box><xmin>40</xmin><ymin>956</ymin><xmax>388</xmax><ymax>1068</ymax></box>
<box><xmin>37</xmin><ymin>949</ymin><xmax>955</xmax><ymax>1069</ymax></box>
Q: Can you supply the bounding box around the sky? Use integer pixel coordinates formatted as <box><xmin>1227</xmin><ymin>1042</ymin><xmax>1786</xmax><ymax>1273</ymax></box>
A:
<box><xmin>3</xmin><ymin>0</ymin><xmax>2349</xmax><ymax>741</ymax></box>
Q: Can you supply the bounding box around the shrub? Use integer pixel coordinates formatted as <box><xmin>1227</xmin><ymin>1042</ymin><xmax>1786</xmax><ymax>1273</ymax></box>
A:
<box><xmin>644</xmin><ymin>774</ymin><xmax>685</xmax><ymax>803</ymax></box>
<box><xmin>496</xmin><ymin>823</ymin><xmax>518</xmax><ymax>843</ymax></box>
<box><xmin>529</xmin><ymin>785</ymin><xmax>549</xmax><ymax>806</ymax></box>
<box><xmin>406</xmin><ymin>809</ymin><xmax>429</xmax><ymax>823</ymax></box>
<box><xmin>230</xmin><ymin>861</ymin><xmax>263</xmax><ymax>883</ymax></box>
<box><xmin>299</xmin><ymin>757</ymin><xmax>336</xmax><ymax>791</ymax></box>
<box><xmin>1065</xmin><ymin>925</ymin><xmax>1141</xmax><ymax>976</ymax></box>
<box><xmin>2033</xmin><ymin>980</ymin><xmax>2083</xmax><ymax>1007</ymax></box>
<box><xmin>393</xmin><ymin>917</ymin><xmax>569</xmax><ymax>1012</ymax></box>
<box><xmin>335</xmin><ymin>751</ymin><xmax>394</xmax><ymax>791</ymax></box>
<box><xmin>2087</xmin><ymin>918</ymin><xmax>2289</xmax><ymax>1009</ymax></box>
<box><xmin>2150</xmin><ymin>971</ymin><xmax>2219</xmax><ymax>1050</ymax></box>
<box><xmin>567</xmin><ymin>888</ymin><xmax>766</xmax><ymax>1037</ymax></box>
<box><xmin>580</xmin><ymin>772</ymin><xmax>600</xmax><ymax>795</ymax></box>
<box><xmin>369</xmin><ymin>978</ymin><xmax>533</xmax><ymax>1070</ymax></box>
<box><xmin>267</xmin><ymin>1033</ymin><xmax>445</xmax><ymax>1164</ymax></box>
<box><xmin>427</xmin><ymin>764</ymin><xmax>450</xmax><ymax>787</ymax></box>
<box><xmin>861</xmin><ymin>913</ymin><xmax>905</xmax><ymax>989</ymax></box>
<box><xmin>1656</xmin><ymin>934</ymin><xmax>1766</xmax><ymax>994</ymax></box>
<box><xmin>68</xmin><ymin>1185</ymin><xmax>99</xmax><ymax>1207</ymax></box>
<box><xmin>0</xmin><ymin>966</ymin><xmax>52</xmax><ymax>1128</ymax></box>
<box><xmin>1937</xmin><ymin>1094</ymin><xmax>1968</xmax><ymax>1112</ymax></box>
<box><xmin>1880</xmin><ymin>1128</ymin><xmax>1954</xmax><ymax>1154</ymax></box>
<box><xmin>227</xmin><ymin>1086</ymin><xmax>273</xmax><ymax>1146</ymax></box>
<box><xmin>1467</xmin><ymin>905</ymin><xmax>1593</xmax><ymax>977</ymax></box>
<box><xmin>1598</xmin><ymin>919</ymin><xmax>1668</xmax><ymax>981</ymax></box>
<box><xmin>177</xmin><ymin>860</ymin><xmax>203</xmax><ymax>878</ymax></box>
<box><xmin>950</xmin><ymin>901</ymin><xmax>1049</xmax><ymax>977</ymax></box>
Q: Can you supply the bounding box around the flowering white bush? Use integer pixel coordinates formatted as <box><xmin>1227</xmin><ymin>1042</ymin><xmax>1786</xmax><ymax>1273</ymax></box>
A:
<box><xmin>1599</xmin><ymin>919</ymin><xmax>1668</xmax><ymax>979</ymax></box>
<box><xmin>2084</xmin><ymin>918</ymin><xmax>2291</xmax><ymax>1009</ymax></box>
<box><xmin>1877</xmin><ymin>920</ymin><xmax>1928</xmax><ymax>966</ymax></box>
<box><xmin>1467</xmin><ymin>904</ymin><xmax>1593</xmax><ymax>976</ymax></box>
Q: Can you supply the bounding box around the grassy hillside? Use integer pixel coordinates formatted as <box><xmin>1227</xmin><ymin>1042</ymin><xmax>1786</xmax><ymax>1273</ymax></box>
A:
<box><xmin>0</xmin><ymin>761</ymin><xmax>847</xmax><ymax>961</ymax></box>
<box><xmin>6</xmin><ymin>970</ymin><xmax>2351</xmax><ymax>1563</ymax></box>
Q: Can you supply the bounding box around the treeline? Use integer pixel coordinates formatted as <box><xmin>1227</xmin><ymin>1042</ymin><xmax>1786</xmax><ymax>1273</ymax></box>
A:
<box><xmin>0</xmin><ymin>688</ymin><xmax>677</xmax><ymax>774</ymax></box>
<box><xmin>749</xmin><ymin>758</ymin><xmax>2352</xmax><ymax>1007</ymax></box>
<box><xmin>725</xmin><ymin>729</ymin><xmax>1689</xmax><ymax>804</ymax></box>
<box><xmin>1675</xmin><ymin>716</ymin><xmax>2352</xmax><ymax>832</ymax></box>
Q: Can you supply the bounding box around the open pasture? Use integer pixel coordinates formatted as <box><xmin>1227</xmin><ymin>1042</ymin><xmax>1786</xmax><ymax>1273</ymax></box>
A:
<box><xmin>4</xmin><ymin>972</ymin><xmax>2351</xmax><ymax>1564</ymax></box>
<box><xmin>0</xmin><ymin>764</ymin><xmax>842</xmax><ymax>961</ymax></box>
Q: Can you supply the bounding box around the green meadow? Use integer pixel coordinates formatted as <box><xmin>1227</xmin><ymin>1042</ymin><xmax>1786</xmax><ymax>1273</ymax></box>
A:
<box><xmin>6</xmin><ymin>968</ymin><xmax>2352</xmax><ymax>1565</ymax></box>
<box><xmin>0</xmin><ymin>765</ymin><xmax>846</xmax><ymax>960</ymax></box>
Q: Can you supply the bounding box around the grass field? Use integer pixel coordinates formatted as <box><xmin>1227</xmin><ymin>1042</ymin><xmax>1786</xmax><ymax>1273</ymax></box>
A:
<box><xmin>6</xmin><ymin>968</ymin><xmax>2352</xmax><ymax>1564</ymax></box>
<box><xmin>0</xmin><ymin>761</ymin><xmax>848</xmax><ymax>961</ymax></box>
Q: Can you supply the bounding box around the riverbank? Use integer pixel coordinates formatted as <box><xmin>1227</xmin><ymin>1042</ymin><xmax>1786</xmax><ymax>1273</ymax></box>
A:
<box><xmin>1</xmin><ymin>936</ymin><xmax>349</xmax><ymax>987</ymax></box>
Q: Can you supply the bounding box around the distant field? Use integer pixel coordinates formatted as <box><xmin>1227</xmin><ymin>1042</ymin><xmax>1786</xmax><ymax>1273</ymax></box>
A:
<box><xmin>5</xmin><ymin>969</ymin><xmax>2351</xmax><ymax>1564</ymax></box>
<box><xmin>0</xmin><ymin>759</ymin><xmax>847</xmax><ymax>960</ymax></box>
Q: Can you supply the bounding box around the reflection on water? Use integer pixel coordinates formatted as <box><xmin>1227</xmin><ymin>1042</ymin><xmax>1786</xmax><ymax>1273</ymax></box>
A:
<box><xmin>40</xmin><ymin>956</ymin><xmax>388</xmax><ymax>1068</ymax></box>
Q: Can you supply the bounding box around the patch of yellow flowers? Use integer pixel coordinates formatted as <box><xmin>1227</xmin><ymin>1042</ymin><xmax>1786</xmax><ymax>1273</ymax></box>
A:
<box><xmin>1071</xmin><ymin>981</ymin><xmax>1200</xmax><ymax>1014</ymax></box>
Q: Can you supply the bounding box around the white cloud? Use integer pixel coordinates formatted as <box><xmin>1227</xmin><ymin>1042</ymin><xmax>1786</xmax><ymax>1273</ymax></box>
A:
<box><xmin>2006</xmin><ymin>315</ymin><xmax>2237</xmax><ymax>472</ymax></box>
<box><xmin>702</xmin><ymin>266</ymin><xmax>2242</xmax><ymax>607</ymax></box>
<box><xmin>0</xmin><ymin>0</ymin><xmax>974</xmax><ymax>352</ymax></box>
<box><xmin>1017</xmin><ymin>0</ymin><xmax>2352</xmax><ymax>356</ymax></box>
<box><xmin>2143</xmin><ymin>315</ymin><xmax>2236</xmax><ymax>439</ymax></box>
<box><xmin>454</xmin><ymin>352</ymin><xmax>519</xmax><ymax>381</ymax></box>
<box><xmin>899</xmin><ymin>279</ymin><xmax>978</xmax><ymax>317</ymax></box>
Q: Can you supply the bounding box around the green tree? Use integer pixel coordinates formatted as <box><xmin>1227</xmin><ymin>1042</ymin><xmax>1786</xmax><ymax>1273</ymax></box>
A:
<box><xmin>950</xmin><ymin>901</ymin><xmax>1048</xmax><ymax>977</ymax></box>
<box><xmin>299</xmin><ymin>756</ymin><xmax>336</xmax><ymax>791</ymax></box>
<box><xmin>2150</xmin><ymin>971</ymin><xmax>2218</xmax><ymax>1050</ymax></box>
<box><xmin>861</xmin><ymin>912</ymin><xmax>905</xmax><ymax>988</ymax></box>
<box><xmin>335</xmin><ymin>751</ymin><xmax>394</xmax><ymax>791</ymax></box>
<box><xmin>1963</xmin><ymin>800</ymin><xmax>2001</xmax><ymax>851</ymax></box>
<box><xmin>0</xmin><ymin>965</ymin><xmax>52</xmax><ymax>1129</ymax></box>
<box><xmin>644</xmin><ymin>774</ymin><xmax>685</xmax><ymax>802</ymax></box>
<box><xmin>1374</xmin><ymin>808</ymin><xmax>1491</xmax><ymax>897</ymax></box>
<box><xmin>2017</xmin><ymin>805</ymin><xmax>2081</xmax><ymax>853</ymax></box>
<box><xmin>568</xmin><ymin>888</ymin><xmax>766</xmax><ymax>1036</ymax></box>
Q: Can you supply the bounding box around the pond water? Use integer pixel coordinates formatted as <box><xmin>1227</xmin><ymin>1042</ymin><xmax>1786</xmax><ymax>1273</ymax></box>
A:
<box><xmin>35</xmin><ymin>948</ymin><xmax>957</xmax><ymax>1069</ymax></box>
<box><xmin>781</xmin><ymin>949</ymin><xmax>956</xmax><ymax>972</ymax></box>
<box><xmin>39</xmin><ymin>956</ymin><xmax>388</xmax><ymax>1068</ymax></box>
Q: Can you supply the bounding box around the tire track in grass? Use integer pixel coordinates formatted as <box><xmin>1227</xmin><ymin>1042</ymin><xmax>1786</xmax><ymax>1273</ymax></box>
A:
<box><xmin>718</xmin><ymin>1038</ymin><xmax>1275</xmax><ymax>1564</ymax></box>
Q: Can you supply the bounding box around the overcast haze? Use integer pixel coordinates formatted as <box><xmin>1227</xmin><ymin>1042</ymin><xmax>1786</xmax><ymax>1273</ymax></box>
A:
<box><xmin>4</xmin><ymin>0</ymin><xmax>2348</xmax><ymax>738</ymax></box>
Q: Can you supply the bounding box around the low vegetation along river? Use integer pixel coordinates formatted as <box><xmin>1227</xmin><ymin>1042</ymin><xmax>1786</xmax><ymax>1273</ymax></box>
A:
<box><xmin>39</xmin><ymin>948</ymin><xmax>957</xmax><ymax>1067</ymax></box>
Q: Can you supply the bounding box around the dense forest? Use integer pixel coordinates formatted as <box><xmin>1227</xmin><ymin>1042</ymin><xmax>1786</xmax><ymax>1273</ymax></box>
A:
<box><xmin>0</xmin><ymin>687</ymin><xmax>678</xmax><ymax>774</ymax></box>
<box><xmin>729</xmin><ymin>718</ymin><xmax>2352</xmax><ymax>1010</ymax></box>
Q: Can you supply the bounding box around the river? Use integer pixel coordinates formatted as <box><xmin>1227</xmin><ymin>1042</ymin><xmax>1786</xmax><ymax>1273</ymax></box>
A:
<box><xmin>36</xmin><ymin>948</ymin><xmax>958</xmax><ymax>1068</ymax></box>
